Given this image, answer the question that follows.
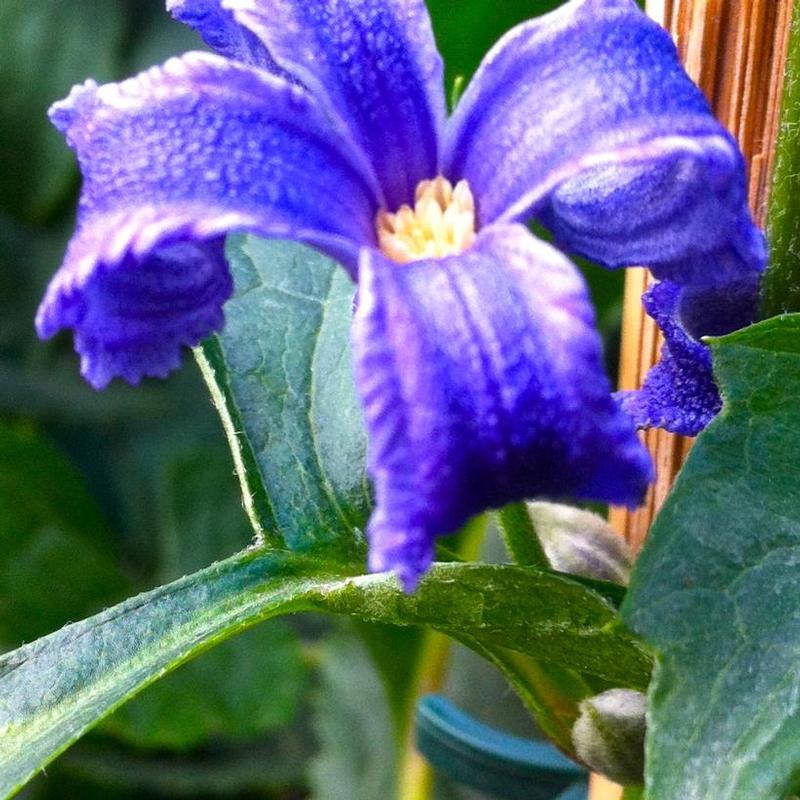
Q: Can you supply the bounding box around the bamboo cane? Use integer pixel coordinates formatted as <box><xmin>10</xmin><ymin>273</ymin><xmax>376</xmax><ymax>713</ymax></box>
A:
<box><xmin>589</xmin><ymin>1</ymin><xmax>794</xmax><ymax>797</ymax></box>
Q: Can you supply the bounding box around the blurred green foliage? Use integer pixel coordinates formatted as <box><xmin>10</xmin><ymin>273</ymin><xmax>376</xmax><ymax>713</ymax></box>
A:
<box><xmin>0</xmin><ymin>1</ymin><xmax>626</xmax><ymax>798</ymax></box>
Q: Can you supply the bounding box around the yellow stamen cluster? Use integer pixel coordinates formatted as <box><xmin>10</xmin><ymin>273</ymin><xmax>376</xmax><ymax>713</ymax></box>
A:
<box><xmin>376</xmin><ymin>176</ymin><xmax>476</xmax><ymax>263</ymax></box>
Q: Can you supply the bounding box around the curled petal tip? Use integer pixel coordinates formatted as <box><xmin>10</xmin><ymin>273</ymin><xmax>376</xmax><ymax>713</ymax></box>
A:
<box><xmin>367</xmin><ymin>528</ymin><xmax>430</xmax><ymax>594</ymax></box>
<box><xmin>48</xmin><ymin>79</ymin><xmax>99</xmax><ymax>136</ymax></box>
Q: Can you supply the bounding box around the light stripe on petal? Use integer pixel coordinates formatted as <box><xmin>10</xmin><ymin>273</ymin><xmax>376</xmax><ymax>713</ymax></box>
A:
<box><xmin>352</xmin><ymin>224</ymin><xmax>652</xmax><ymax>589</ymax></box>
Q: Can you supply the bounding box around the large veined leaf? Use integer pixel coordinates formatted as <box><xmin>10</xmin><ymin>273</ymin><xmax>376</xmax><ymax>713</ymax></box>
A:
<box><xmin>623</xmin><ymin>315</ymin><xmax>800</xmax><ymax>800</ymax></box>
<box><xmin>0</xmin><ymin>549</ymin><xmax>650</xmax><ymax>799</ymax></box>
<box><xmin>197</xmin><ymin>235</ymin><xmax>370</xmax><ymax>555</ymax></box>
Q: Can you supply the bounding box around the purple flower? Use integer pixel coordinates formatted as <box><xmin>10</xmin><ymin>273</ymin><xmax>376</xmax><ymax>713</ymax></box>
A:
<box><xmin>38</xmin><ymin>0</ymin><xmax>763</xmax><ymax>588</ymax></box>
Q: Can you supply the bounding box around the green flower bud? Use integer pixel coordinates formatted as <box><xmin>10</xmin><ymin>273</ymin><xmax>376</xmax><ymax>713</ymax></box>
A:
<box><xmin>527</xmin><ymin>502</ymin><xmax>632</xmax><ymax>584</ymax></box>
<box><xmin>572</xmin><ymin>689</ymin><xmax>646</xmax><ymax>786</ymax></box>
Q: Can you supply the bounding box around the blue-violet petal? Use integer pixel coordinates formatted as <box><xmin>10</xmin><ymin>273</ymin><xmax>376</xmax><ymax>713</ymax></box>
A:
<box><xmin>616</xmin><ymin>276</ymin><xmax>759</xmax><ymax>435</ymax></box>
<box><xmin>167</xmin><ymin>0</ymin><xmax>288</xmax><ymax>74</ymax></box>
<box><xmin>353</xmin><ymin>224</ymin><xmax>653</xmax><ymax>590</ymax></box>
<box><xmin>444</xmin><ymin>0</ymin><xmax>763</xmax><ymax>287</ymax></box>
<box><xmin>39</xmin><ymin>53</ymin><xmax>381</xmax><ymax>386</ymax></box>
<box><xmin>224</xmin><ymin>0</ymin><xmax>446</xmax><ymax>209</ymax></box>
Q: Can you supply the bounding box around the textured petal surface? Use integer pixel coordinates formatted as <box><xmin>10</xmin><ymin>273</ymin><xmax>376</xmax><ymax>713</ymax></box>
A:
<box><xmin>42</xmin><ymin>238</ymin><xmax>232</xmax><ymax>389</ymax></box>
<box><xmin>39</xmin><ymin>53</ymin><xmax>380</xmax><ymax>386</ymax></box>
<box><xmin>224</xmin><ymin>0</ymin><xmax>446</xmax><ymax>209</ymax></box>
<box><xmin>444</xmin><ymin>0</ymin><xmax>763</xmax><ymax>286</ymax></box>
<box><xmin>617</xmin><ymin>276</ymin><xmax>759</xmax><ymax>435</ymax></box>
<box><xmin>167</xmin><ymin>0</ymin><xmax>286</xmax><ymax>72</ymax></box>
<box><xmin>353</xmin><ymin>225</ymin><xmax>653</xmax><ymax>589</ymax></box>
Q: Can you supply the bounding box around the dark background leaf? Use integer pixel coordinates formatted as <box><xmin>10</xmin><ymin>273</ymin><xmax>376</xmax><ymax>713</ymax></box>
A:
<box><xmin>0</xmin><ymin>421</ymin><xmax>130</xmax><ymax>644</ymax></box>
<box><xmin>0</xmin><ymin>0</ymin><xmax>125</xmax><ymax>222</ymax></box>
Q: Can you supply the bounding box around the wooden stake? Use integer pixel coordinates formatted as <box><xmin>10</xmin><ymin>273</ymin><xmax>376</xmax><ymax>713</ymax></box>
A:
<box><xmin>608</xmin><ymin>0</ymin><xmax>794</xmax><ymax>551</ymax></box>
<box><xmin>591</xmin><ymin>1</ymin><xmax>794</xmax><ymax>798</ymax></box>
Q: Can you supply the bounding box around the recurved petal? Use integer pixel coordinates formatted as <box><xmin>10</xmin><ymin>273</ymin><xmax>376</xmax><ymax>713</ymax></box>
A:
<box><xmin>167</xmin><ymin>0</ymin><xmax>287</xmax><ymax>72</ymax></box>
<box><xmin>39</xmin><ymin>53</ymin><xmax>380</xmax><ymax>387</ymax></box>
<box><xmin>39</xmin><ymin>237</ymin><xmax>232</xmax><ymax>389</ymax></box>
<box><xmin>224</xmin><ymin>0</ymin><xmax>446</xmax><ymax>209</ymax></box>
<box><xmin>616</xmin><ymin>276</ymin><xmax>759</xmax><ymax>435</ymax></box>
<box><xmin>444</xmin><ymin>0</ymin><xmax>763</xmax><ymax>286</ymax></box>
<box><xmin>352</xmin><ymin>224</ymin><xmax>652</xmax><ymax>590</ymax></box>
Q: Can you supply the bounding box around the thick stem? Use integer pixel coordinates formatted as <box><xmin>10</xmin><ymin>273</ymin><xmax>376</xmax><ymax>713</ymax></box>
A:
<box><xmin>496</xmin><ymin>502</ymin><xmax>550</xmax><ymax>569</ymax></box>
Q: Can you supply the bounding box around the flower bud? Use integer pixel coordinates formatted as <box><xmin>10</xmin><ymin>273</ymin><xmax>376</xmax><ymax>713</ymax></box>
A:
<box><xmin>527</xmin><ymin>502</ymin><xmax>632</xmax><ymax>585</ymax></box>
<box><xmin>572</xmin><ymin>689</ymin><xmax>646</xmax><ymax>786</ymax></box>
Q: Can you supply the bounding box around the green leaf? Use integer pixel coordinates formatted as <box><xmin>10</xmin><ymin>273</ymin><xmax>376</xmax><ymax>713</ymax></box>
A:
<box><xmin>0</xmin><ymin>421</ymin><xmax>130</xmax><ymax>644</ymax></box>
<box><xmin>761</xmin><ymin>9</ymin><xmax>800</xmax><ymax>317</ymax></box>
<box><xmin>622</xmin><ymin>314</ymin><xmax>800</xmax><ymax>800</ymax></box>
<box><xmin>0</xmin><ymin>0</ymin><xmax>125</xmax><ymax>221</ymax></box>
<box><xmin>0</xmin><ymin>550</ymin><xmax>649</xmax><ymax>799</ymax></box>
<box><xmin>197</xmin><ymin>235</ymin><xmax>370</xmax><ymax>555</ymax></box>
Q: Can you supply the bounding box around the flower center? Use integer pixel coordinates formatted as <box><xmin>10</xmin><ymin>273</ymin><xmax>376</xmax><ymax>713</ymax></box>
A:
<box><xmin>376</xmin><ymin>177</ymin><xmax>476</xmax><ymax>263</ymax></box>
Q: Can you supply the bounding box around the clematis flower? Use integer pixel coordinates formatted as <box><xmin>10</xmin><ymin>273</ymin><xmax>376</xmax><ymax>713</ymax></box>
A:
<box><xmin>38</xmin><ymin>0</ymin><xmax>764</xmax><ymax>588</ymax></box>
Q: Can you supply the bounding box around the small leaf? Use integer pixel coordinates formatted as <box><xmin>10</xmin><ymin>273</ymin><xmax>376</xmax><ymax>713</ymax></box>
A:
<box><xmin>197</xmin><ymin>235</ymin><xmax>370</xmax><ymax>555</ymax></box>
<box><xmin>623</xmin><ymin>314</ymin><xmax>800</xmax><ymax>799</ymax></box>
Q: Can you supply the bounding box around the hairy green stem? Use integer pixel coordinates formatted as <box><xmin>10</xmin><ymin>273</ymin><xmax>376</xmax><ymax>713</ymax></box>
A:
<box><xmin>496</xmin><ymin>502</ymin><xmax>550</xmax><ymax>569</ymax></box>
<box><xmin>761</xmin><ymin>2</ymin><xmax>800</xmax><ymax>318</ymax></box>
